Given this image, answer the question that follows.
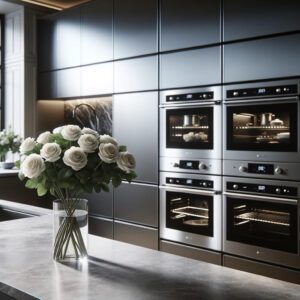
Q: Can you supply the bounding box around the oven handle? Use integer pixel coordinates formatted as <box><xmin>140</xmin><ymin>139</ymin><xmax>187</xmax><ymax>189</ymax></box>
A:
<box><xmin>224</xmin><ymin>96</ymin><xmax>299</xmax><ymax>105</ymax></box>
<box><xmin>159</xmin><ymin>101</ymin><xmax>221</xmax><ymax>108</ymax></box>
<box><xmin>160</xmin><ymin>185</ymin><xmax>221</xmax><ymax>196</ymax></box>
<box><xmin>223</xmin><ymin>192</ymin><xmax>298</xmax><ymax>205</ymax></box>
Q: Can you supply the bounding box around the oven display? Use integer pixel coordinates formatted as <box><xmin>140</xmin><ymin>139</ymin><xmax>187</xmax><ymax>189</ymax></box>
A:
<box><xmin>166</xmin><ymin>92</ymin><xmax>214</xmax><ymax>102</ymax></box>
<box><xmin>248</xmin><ymin>163</ymin><xmax>274</xmax><ymax>175</ymax></box>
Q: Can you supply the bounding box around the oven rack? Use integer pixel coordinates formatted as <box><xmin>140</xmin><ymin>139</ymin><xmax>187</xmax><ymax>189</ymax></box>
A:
<box><xmin>172</xmin><ymin>126</ymin><xmax>209</xmax><ymax>130</ymax></box>
<box><xmin>234</xmin><ymin>126</ymin><xmax>289</xmax><ymax>130</ymax></box>
<box><xmin>172</xmin><ymin>206</ymin><xmax>209</xmax><ymax>219</ymax></box>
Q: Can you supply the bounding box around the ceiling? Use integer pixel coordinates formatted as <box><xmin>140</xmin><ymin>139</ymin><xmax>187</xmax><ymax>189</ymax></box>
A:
<box><xmin>0</xmin><ymin>0</ymin><xmax>21</xmax><ymax>14</ymax></box>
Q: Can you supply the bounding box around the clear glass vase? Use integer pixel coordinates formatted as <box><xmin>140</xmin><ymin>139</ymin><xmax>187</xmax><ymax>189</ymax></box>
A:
<box><xmin>53</xmin><ymin>199</ymin><xmax>88</xmax><ymax>261</ymax></box>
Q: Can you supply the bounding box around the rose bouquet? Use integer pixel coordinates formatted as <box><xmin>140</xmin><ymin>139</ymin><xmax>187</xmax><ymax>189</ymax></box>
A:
<box><xmin>0</xmin><ymin>127</ymin><xmax>22</xmax><ymax>159</ymax></box>
<box><xmin>17</xmin><ymin>125</ymin><xmax>136</xmax><ymax>260</ymax></box>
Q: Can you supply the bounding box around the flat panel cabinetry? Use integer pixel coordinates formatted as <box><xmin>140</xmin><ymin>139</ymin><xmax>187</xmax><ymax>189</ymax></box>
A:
<box><xmin>160</xmin><ymin>0</ymin><xmax>221</xmax><ymax>51</ymax></box>
<box><xmin>160</xmin><ymin>47</ymin><xmax>221</xmax><ymax>89</ymax></box>
<box><xmin>224</xmin><ymin>34</ymin><xmax>300</xmax><ymax>83</ymax></box>
<box><xmin>81</xmin><ymin>0</ymin><xmax>113</xmax><ymax>65</ymax></box>
<box><xmin>114</xmin><ymin>0</ymin><xmax>158</xmax><ymax>59</ymax></box>
<box><xmin>89</xmin><ymin>216</ymin><xmax>113</xmax><ymax>239</ymax></box>
<box><xmin>56</xmin><ymin>67</ymin><xmax>80</xmax><ymax>98</ymax></box>
<box><xmin>224</xmin><ymin>0</ymin><xmax>300</xmax><ymax>42</ymax></box>
<box><xmin>113</xmin><ymin>92</ymin><xmax>158</xmax><ymax>184</ymax></box>
<box><xmin>38</xmin><ymin>71</ymin><xmax>57</xmax><ymax>99</ymax></box>
<box><xmin>114</xmin><ymin>182</ymin><xmax>158</xmax><ymax>227</ymax></box>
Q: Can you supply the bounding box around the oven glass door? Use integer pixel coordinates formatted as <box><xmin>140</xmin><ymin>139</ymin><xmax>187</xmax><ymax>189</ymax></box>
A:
<box><xmin>166</xmin><ymin>190</ymin><xmax>213</xmax><ymax>236</ymax></box>
<box><xmin>227</xmin><ymin>197</ymin><xmax>298</xmax><ymax>253</ymax></box>
<box><xmin>226</xmin><ymin>102</ymin><xmax>297</xmax><ymax>152</ymax></box>
<box><xmin>166</xmin><ymin>107</ymin><xmax>213</xmax><ymax>149</ymax></box>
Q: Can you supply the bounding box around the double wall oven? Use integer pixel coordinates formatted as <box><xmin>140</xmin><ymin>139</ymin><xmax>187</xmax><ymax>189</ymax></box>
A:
<box><xmin>160</xmin><ymin>86</ymin><xmax>222</xmax><ymax>175</ymax></box>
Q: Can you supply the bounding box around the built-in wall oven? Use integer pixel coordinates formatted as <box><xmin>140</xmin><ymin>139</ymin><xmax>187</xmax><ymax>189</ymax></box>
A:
<box><xmin>223</xmin><ymin>176</ymin><xmax>300</xmax><ymax>269</ymax></box>
<box><xmin>160</xmin><ymin>172</ymin><xmax>222</xmax><ymax>251</ymax></box>
<box><xmin>160</xmin><ymin>86</ymin><xmax>222</xmax><ymax>175</ymax></box>
<box><xmin>223</xmin><ymin>79</ymin><xmax>300</xmax><ymax>180</ymax></box>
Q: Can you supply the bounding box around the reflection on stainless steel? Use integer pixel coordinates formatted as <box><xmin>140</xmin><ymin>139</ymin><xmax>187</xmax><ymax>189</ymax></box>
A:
<box><xmin>172</xmin><ymin>206</ymin><xmax>209</xmax><ymax>219</ymax></box>
<box><xmin>183</xmin><ymin>219</ymin><xmax>209</xmax><ymax>226</ymax></box>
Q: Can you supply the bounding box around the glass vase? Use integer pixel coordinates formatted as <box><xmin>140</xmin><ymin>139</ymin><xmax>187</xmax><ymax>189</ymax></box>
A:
<box><xmin>53</xmin><ymin>199</ymin><xmax>88</xmax><ymax>261</ymax></box>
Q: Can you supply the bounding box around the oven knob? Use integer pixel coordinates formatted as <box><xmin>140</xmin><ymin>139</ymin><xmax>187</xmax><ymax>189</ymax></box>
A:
<box><xmin>199</xmin><ymin>162</ymin><xmax>207</xmax><ymax>170</ymax></box>
<box><xmin>275</xmin><ymin>188</ymin><xmax>281</xmax><ymax>194</ymax></box>
<box><xmin>238</xmin><ymin>165</ymin><xmax>248</xmax><ymax>173</ymax></box>
<box><xmin>203</xmin><ymin>94</ymin><xmax>207</xmax><ymax>99</ymax></box>
<box><xmin>233</xmin><ymin>91</ymin><xmax>239</xmax><ymax>96</ymax></box>
<box><xmin>275</xmin><ymin>167</ymin><xmax>283</xmax><ymax>175</ymax></box>
<box><xmin>202</xmin><ymin>182</ymin><xmax>208</xmax><ymax>187</ymax></box>
<box><xmin>233</xmin><ymin>184</ymin><xmax>239</xmax><ymax>190</ymax></box>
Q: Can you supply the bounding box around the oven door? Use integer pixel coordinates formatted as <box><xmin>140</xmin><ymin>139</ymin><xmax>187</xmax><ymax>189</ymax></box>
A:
<box><xmin>223</xmin><ymin>192</ymin><xmax>299</xmax><ymax>269</ymax></box>
<box><xmin>160</xmin><ymin>103</ymin><xmax>222</xmax><ymax>159</ymax></box>
<box><xmin>160</xmin><ymin>186</ymin><xmax>221</xmax><ymax>251</ymax></box>
<box><xmin>224</xmin><ymin>97</ymin><xmax>300</xmax><ymax>162</ymax></box>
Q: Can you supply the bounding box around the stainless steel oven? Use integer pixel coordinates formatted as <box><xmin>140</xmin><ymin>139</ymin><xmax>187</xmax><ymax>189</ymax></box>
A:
<box><xmin>160</xmin><ymin>86</ymin><xmax>222</xmax><ymax>175</ymax></box>
<box><xmin>160</xmin><ymin>172</ymin><xmax>222</xmax><ymax>251</ymax></box>
<box><xmin>223</xmin><ymin>176</ymin><xmax>300</xmax><ymax>269</ymax></box>
<box><xmin>223</xmin><ymin>79</ymin><xmax>300</xmax><ymax>180</ymax></box>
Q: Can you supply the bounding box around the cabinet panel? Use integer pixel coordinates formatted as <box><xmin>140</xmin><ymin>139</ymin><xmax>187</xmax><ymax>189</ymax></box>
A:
<box><xmin>114</xmin><ymin>0</ymin><xmax>158</xmax><ymax>59</ymax></box>
<box><xmin>224</xmin><ymin>34</ymin><xmax>300</xmax><ymax>83</ymax></box>
<box><xmin>114</xmin><ymin>221</ymin><xmax>158</xmax><ymax>250</ymax></box>
<box><xmin>81</xmin><ymin>0</ymin><xmax>113</xmax><ymax>64</ymax></box>
<box><xmin>224</xmin><ymin>0</ymin><xmax>300</xmax><ymax>42</ymax></box>
<box><xmin>160</xmin><ymin>47</ymin><xmax>221</xmax><ymax>89</ymax></box>
<box><xmin>55</xmin><ymin>7</ymin><xmax>81</xmax><ymax>69</ymax></box>
<box><xmin>114</xmin><ymin>183</ymin><xmax>158</xmax><ymax>227</ymax></box>
<box><xmin>114</xmin><ymin>56</ymin><xmax>158</xmax><ymax>93</ymax></box>
<box><xmin>89</xmin><ymin>216</ymin><xmax>113</xmax><ymax>239</ymax></box>
<box><xmin>38</xmin><ymin>71</ymin><xmax>57</xmax><ymax>99</ymax></box>
<box><xmin>113</xmin><ymin>92</ymin><xmax>158</xmax><ymax>184</ymax></box>
<box><xmin>160</xmin><ymin>0</ymin><xmax>221</xmax><ymax>51</ymax></box>
<box><xmin>56</xmin><ymin>67</ymin><xmax>80</xmax><ymax>98</ymax></box>
<box><xmin>81</xmin><ymin>62</ymin><xmax>113</xmax><ymax>96</ymax></box>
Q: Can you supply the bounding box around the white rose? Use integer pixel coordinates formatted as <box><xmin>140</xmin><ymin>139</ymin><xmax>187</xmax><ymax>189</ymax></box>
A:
<box><xmin>20</xmin><ymin>137</ymin><xmax>36</xmax><ymax>154</ymax></box>
<box><xmin>40</xmin><ymin>143</ymin><xmax>61</xmax><ymax>162</ymax></box>
<box><xmin>99</xmin><ymin>134</ymin><xmax>118</xmax><ymax>146</ymax></box>
<box><xmin>98</xmin><ymin>143</ymin><xmax>118</xmax><ymax>163</ymax></box>
<box><xmin>61</xmin><ymin>125</ymin><xmax>81</xmax><ymax>141</ymax></box>
<box><xmin>3</xmin><ymin>137</ymin><xmax>9</xmax><ymax>145</ymax></box>
<box><xmin>63</xmin><ymin>146</ymin><xmax>87</xmax><ymax>171</ymax></box>
<box><xmin>81</xmin><ymin>127</ymin><xmax>99</xmax><ymax>138</ymax></box>
<box><xmin>21</xmin><ymin>154</ymin><xmax>45</xmax><ymax>179</ymax></box>
<box><xmin>117</xmin><ymin>151</ymin><xmax>136</xmax><ymax>173</ymax></box>
<box><xmin>53</xmin><ymin>126</ymin><xmax>63</xmax><ymax>134</ymax></box>
<box><xmin>78</xmin><ymin>134</ymin><xmax>99</xmax><ymax>153</ymax></box>
<box><xmin>37</xmin><ymin>131</ymin><xmax>52</xmax><ymax>144</ymax></box>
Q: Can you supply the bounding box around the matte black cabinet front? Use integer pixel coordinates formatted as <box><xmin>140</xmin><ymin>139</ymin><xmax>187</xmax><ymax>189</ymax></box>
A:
<box><xmin>224</xmin><ymin>0</ymin><xmax>300</xmax><ymax>42</ymax></box>
<box><xmin>89</xmin><ymin>216</ymin><xmax>113</xmax><ymax>239</ymax></box>
<box><xmin>114</xmin><ymin>182</ymin><xmax>158</xmax><ymax>227</ymax></box>
<box><xmin>224</xmin><ymin>34</ymin><xmax>300</xmax><ymax>83</ymax></box>
<box><xmin>113</xmin><ymin>92</ymin><xmax>158</xmax><ymax>184</ymax></box>
<box><xmin>38</xmin><ymin>71</ymin><xmax>57</xmax><ymax>99</ymax></box>
<box><xmin>114</xmin><ymin>0</ymin><xmax>158</xmax><ymax>59</ymax></box>
<box><xmin>160</xmin><ymin>0</ymin><xmax>221</xmax><ymax>51</ymax></box>
<box><xmin>81</xmin><ymin>0</ymin><xmax>113</xmax><ymax>65</ymax></box>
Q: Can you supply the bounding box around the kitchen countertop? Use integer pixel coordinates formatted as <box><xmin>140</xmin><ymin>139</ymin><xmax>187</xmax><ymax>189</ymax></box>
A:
<box><xmin>0</xmin><ymin>215</ymin><xmax>299</xmax><ymax>300</ymax></box>
<box><xmin>0</xmin><ymin>168</ymin><xmax>18</xmax><ymax>177</ymax></box>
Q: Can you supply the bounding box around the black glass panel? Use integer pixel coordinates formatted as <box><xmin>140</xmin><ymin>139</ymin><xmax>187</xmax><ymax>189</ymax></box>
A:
<box><xmin>227</xmin><ymin>197</ymin><xmax>298</xmax><ymax>253</ymax></box>
<box><xmin>166</xmin><ymin>107</ymin><xmax>213</xmax><ymax>149</ymax></box>
<box><xmin>166</xmin><ymin>191</ymin><xmax>213</xmax><ymax>236</ymax></box>
<box><xmin>227</xmin><ymin>102</ymin><xmax>297</xmax><ymax>152</ymax></box>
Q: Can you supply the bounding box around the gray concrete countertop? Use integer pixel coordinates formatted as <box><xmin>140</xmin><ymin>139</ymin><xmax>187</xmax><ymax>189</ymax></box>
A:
<box><xmin>0</xmin><ymin>216</ymin><xmax>299</xmax><ymax>300</ymax></box>
<box><xmin>0</xmin><ymin>200</ymin><xmax>51</xmax><ymax>216</ymax></box>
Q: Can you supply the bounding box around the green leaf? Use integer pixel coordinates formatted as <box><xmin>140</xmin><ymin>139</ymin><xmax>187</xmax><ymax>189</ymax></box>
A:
<box><xmin>119</xmin><ymin>145</ymin><xmax>127</xmax><ymax>152</ymax></box>
<box><xmin>94</xmin><ymin>184</ymin><xmax>101</xmax><ymax>193</ymax></box>
<box><xmin>112</xmin><ymin>176</ymin><xmax>122</xmax><ymax>188</ymax></box>
<box><xmin>37</xmin><ymin>184</ymin><xmax>48</xmax><ymax>196</ymax></box>
<box><xmin>25</xmin><ymin>179</ymin><xmax>38</xmax><ymax>189</ymax></box>
<box><xmin>15</xmin><ymin>160</ymin><xmax>21</xmax><ymax>169</ymax></box>
<box><xmin>100</xmin><ymin>183</ymin><xmax>110</xmax><ymax>192</ymax></box>
<box><xmin>49</xmin><ymin>187</ymin><xmax>56</xmax><ymax>197</ymax></box>
<box><xmin>58</xmin><ymin>168</ymin><xmax>73</xmax><ymax>179</ymax></box>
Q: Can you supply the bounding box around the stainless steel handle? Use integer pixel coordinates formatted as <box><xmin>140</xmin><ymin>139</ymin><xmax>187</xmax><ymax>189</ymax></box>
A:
<box><xmin>159</xmin><ymin>101</ymin><xmax>220</xmax><ymax>108</ymax></box>
<box><xmin>223</xmin><ymin>192</ymin><xmax>298</xmax><ymax>204</ymax></box>
<box><xmin>224</xmin><ymin>96</ymin><xmax>298</xmax><ymax>105</ymax></box>
<box><xmin>160</xmin><ymin>185</ymin><xmax>219</xmax><ymax>196</ymax></box>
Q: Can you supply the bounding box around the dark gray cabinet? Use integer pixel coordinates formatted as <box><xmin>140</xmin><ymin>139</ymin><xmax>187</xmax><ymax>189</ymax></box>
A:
<box><xmin>114</xmin><ymin>182</ymin><xmax>158</xmax><ymax>227</ymax></box>
<box><xmin>38</xmin><ymin>71</ymin><xmax>57</xmax><ymax>99</ymax></box>
<box><xmin>224</xmin><ymin>0</ymin><xmax>300</xmax><ymax>42</ymax></box>
<box><xmin>114</xmin><ymin>0</ymin><xmax>158</xmax><ymax>59</ymax></box>
<box><xmin>55</xmin><ymin>7</ymin><xmax>81</xmax><ymax>69</ymax></box>
<box><xmin>56</xmin><ymin>67</ymin><xmax>80</xmax><ymax>98</ymax></box>
<box><xmin>160</xmin><ymin>0</ymin><xmax>221</xmax><ymax>51</ymax></box>
<box><xmin>81</xmin><ymin>0</ymin><xmax>113</xmax><ymax>65</ymax></box>
<box><xmin>113</xmin><ymin>92</ymin><xmax>158</xmax><ymax>184</ymax></box>
<box><xmin>114</xmin><ymin>55</ymin><xmax>158</xmax><ymax>93</ymax></box>
<box><xmin>160</xmin><ymin>47</ymin><xmax>221</xmax><ymax>89</ymax></box>
<box><xmin>224</xmin><ymin>34</ymin><xmax>300</xmax><ymax>83</ymax></box>
<box><xmin>89</xmin><ymin>216</ymin><xmax>113</xmax><ymax>239</ymax></box>
<box><xmin>114</xmin><ymin>221</ymin><xmax>158</xmax><ymax>250</ymax></box>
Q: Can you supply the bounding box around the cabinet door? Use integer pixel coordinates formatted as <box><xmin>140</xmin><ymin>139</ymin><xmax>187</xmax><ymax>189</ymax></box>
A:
<box><xmin>81</xmin><ymin>0</ymin><xmax>113</xmax><ymax>64</ymax></box>
<box><xmin>114</xmin><ymin>56</ymin><xmax>158</xmax><ymax>93</ymax></box>
<box><xmin>81</xmin><ymin>62</ymin><xmax>113</xmax><ymax>96</ymax></box>
<box><xmin>224</xmin><ymin>0</ymin><xmax>300</xmax><ymax>42</ymax></box>
<box><xmin>224</xmin><ymin>34</ymin><xmax>300</xmax><ymax>83</ymax></box>
<box><xmin>113</xmin><ymin>92</ymin><xmax>158</xmax><ymax>184</ymax></box>
<box><xmin>114</xmin><ymin>0</ymin><xmax>158</xmax><ymax>59</ymax></box>
<box><xmin>160</xmin><ymin>47</ymin><xmax>221</xmax><ymax>89</ymax></box>
<box><xmin>55</xmin><ymin>7</ymin><xmax>81</xmax><ymax>69</ymax></box>
<box><xmin>56</xmin><ymin>67</ymin><xmax>80</xmax><ymax>98</ymax></box>
<box><xmin>38</xmin><ymin>71</ymin><xmax>57</xmax><ymax>99</ymax></box>
<box><xmin>160</xmin><ymin>0</ymin><xmax>221</xmax><ymax>51</ymax></box>
<box><xmin>114</xmin><ymin>182</ymin><xmax>158</xmax><ymax>227</ymax></box>
<box><xmin>89</xmin><ymin>216</ymin><xmax>113</xmax><ymax>239</ymax></box>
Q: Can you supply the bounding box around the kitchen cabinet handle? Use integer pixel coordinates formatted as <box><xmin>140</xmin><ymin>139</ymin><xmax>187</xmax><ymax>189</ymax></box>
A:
<box><xmin>224</xmin><ymin>96</ymin><xmax>299</xmax><ymax>105</ymax></box>
<box><xmin>160</xmin><ymin>185</ymin><xmax>220</xmax><ymax>196</ymax></box>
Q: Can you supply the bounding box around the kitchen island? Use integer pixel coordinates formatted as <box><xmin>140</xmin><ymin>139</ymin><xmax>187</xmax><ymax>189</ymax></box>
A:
<box><xmin>0</xmin><ymin>215</ymin><xmax>299</xmax><ymax>300</ymax></box>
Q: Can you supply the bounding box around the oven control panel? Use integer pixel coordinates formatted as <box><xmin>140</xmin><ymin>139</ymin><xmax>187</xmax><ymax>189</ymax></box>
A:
<box><xmin>166</xmin><ymin>177</ymin><xmax>214</xmax><ymax>189</ymax></box>
<box><xmin>166</xmin><ymin>92</ymin><xmax>214</xmax><ymax>102</ymax></box>
<box><xmin>227</xmin><ymin>182</ymin><xmax>297</xmax><ymax>197</ymax></box>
